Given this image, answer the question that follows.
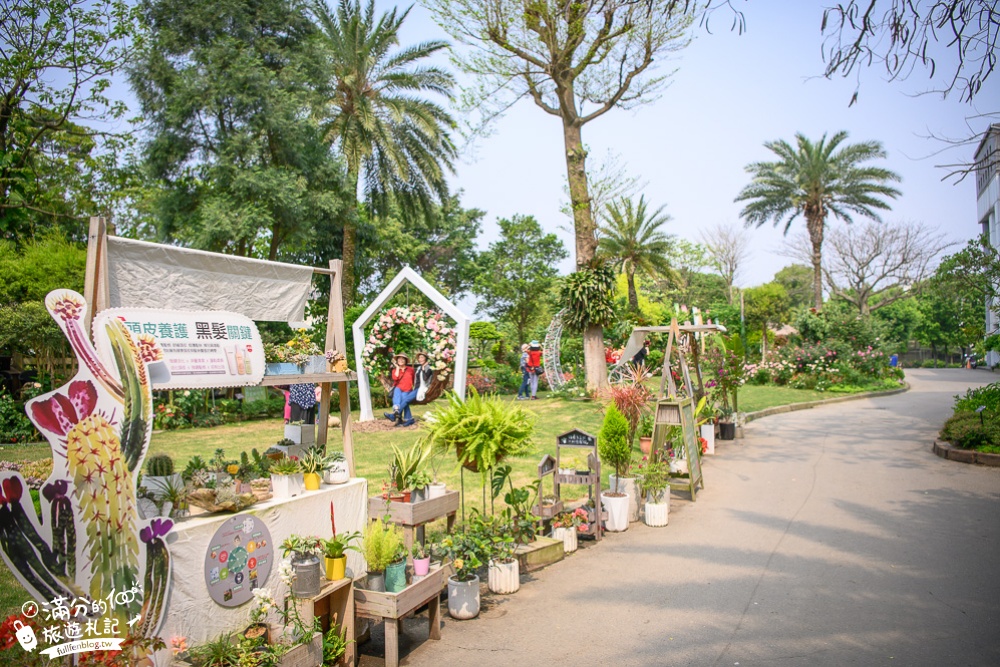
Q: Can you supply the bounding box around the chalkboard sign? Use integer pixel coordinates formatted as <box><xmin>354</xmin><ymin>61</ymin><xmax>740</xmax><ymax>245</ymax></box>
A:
<box><xmin>651</xmin><ymin>397</ymin><xmax>704</xmax><ymax>501</ymax></box>
<box><xmin>557</xmin><ymin>429</ymin><xmax>596</xmax><ymax>448</ymax></box>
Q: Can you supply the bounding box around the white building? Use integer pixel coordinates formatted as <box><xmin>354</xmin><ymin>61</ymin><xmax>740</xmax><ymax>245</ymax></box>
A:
<box><xmin>975</xmin><ymin>124</ymin><xmax>1000</xmax><ymax>367</ymax></box>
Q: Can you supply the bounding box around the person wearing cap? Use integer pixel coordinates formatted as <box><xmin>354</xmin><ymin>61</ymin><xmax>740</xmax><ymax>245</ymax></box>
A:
<box><xmin>383</xmin><ymin>353</ymin><xmax>417</xmax><ymax>426</ymax></box>
<box><xmin>516</xmin><ymin>343</ymin><xmax>530</xmax><ymax>400</ymax></box>
<box><xmin>527</xmin><ymin>341</ymin><xmax>543</xmax><ymax>399</ymax></box>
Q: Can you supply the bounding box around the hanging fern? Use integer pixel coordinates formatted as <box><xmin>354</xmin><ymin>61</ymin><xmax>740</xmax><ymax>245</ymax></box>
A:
<box><xmin>560</xmin><ymin>264</ymin><xmax>616</xmax><ymax>331</ymax></box>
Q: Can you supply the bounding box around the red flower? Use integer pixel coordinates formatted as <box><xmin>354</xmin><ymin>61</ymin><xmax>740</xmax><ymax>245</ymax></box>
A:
<box><xmin>30</xmin><ymin>380</ymin><xmax>97</xmax><ymax>436</ymax></box>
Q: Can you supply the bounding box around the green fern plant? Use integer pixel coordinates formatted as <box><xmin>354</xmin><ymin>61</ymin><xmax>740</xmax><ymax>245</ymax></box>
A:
<box><xmin>420</xmin><ymin>387</ymin><xmax>534</xmax><ymax>482</ymax></box>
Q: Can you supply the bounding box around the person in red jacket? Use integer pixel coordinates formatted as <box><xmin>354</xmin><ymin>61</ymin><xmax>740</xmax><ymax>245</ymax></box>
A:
<box><xmin>526</xmin><ymin>341</ymin><xmax>543</xmax><ymax>399</ymax></box>
<box><xmin>383</xmin><ymin>353</ymin><xmax>417</xmax><ymax>426</ymax></box>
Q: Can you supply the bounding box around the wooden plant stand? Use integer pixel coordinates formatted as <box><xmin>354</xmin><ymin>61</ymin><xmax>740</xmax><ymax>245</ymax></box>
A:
<box><xmin>285</xmin><ymin>576</ymin><xmax>355</xmax><ymax>666</ymax></box>
<box><xmin>354</xmin><ymin>565</ymin><xmax>447</xmax><ymax>667</ymax></box>
<box><xmin>367</xmin><ymin>491</ymin><xmax>459</xmax><ymax>551</ymax></box>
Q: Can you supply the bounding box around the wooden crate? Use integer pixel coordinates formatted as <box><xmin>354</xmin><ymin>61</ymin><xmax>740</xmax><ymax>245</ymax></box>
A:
<box><xmin>278</xmin><ymin>632</ymin><xmax>322</xmax><ymax>667</ymax></box>
<box><xmin>286</xmin><ymin>577</ymin><xmax>354</xmax><ymax>666</ymax></box>
<box><xmin>515</xmin><ymin>536</ymin><xmax>564</xmax><ymax>572</ymax></box>
<box><xmin>367</xmin><ymin>491</ymin><xmax>459</xmax><ymax>527</ymax></box>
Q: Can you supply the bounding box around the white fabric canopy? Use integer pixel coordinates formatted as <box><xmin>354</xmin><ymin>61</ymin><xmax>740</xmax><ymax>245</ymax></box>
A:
<box><xmin>106</xmin><ymin>237</ymin><xmax>315</xmax><ymax>322</ymax></box>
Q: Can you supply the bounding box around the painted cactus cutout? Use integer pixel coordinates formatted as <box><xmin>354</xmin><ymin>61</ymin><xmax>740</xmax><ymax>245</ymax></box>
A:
<box><xmin>0</xmin><ymin>290</ymin><xmax>171</xmax><ymax>662</ymax></box>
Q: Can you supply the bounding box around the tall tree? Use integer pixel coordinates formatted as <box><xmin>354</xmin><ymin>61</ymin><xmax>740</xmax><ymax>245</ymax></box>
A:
<box><xmin>424</xmin><ymin>0</ymin><xmax>694</xmax><ymax>390</ymax></box>
<box><xmin>0</xmin><ymin>0</ymin><xmax>140</xmax><ymax>241</ymax></box>
<box><xmin>773</xmin><ymin>264</ymin><xmax>814</xmax><ymax>311</ymax></box>
<box><xmin>784</xmin><ymin>220</ymin><xmax>953</xmax><ymax>314</ymax></box>
<box><xmin>313</xmin><ymin>0</ymin><xmax>457</xmax><ymax>305</ymax></box>
<box><xmin>130</xmin><ymin>0</ymin><xmax>345</xmax><ymax>260</ymax></box>
<box><xmin>735</xmin><ymin>131</ymin><xmax>902</xmax><ymax>310</ymax></box>
<box><xmin>598</xmin><ymin>195</ymin><xmax>676</xmax><ymax>312</ymax></box>
<box><xmin>363</xmin><ymin>194</ymin><xmax>484</xmax><ymax>300</ymax></box>
<box><xmin>700</xmin><ymin>222</ymin><xmax>751</xmax><ymax>304</ymax></box>
<box><xmin>743</xmin><ymin>282</ymin><xmax>790</xmax><ymax>359</ymax></box>
<box><xmin>472</xmin><ymin>215</ymin><xmax>567</xmax><ymax>344</ymax></box>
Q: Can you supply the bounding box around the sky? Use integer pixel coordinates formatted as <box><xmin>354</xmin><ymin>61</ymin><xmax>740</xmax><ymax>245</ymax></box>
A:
<box><xmin>375</xmin><ymin>0</ymin><xmax>999</xmax><ymax>290</ymax></box>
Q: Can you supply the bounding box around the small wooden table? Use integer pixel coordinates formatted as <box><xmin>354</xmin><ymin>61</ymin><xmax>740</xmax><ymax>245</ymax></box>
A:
<box><xmin>354</xmin><ymin>566</ymin><xmax>446</xmax><ymax>667</ymax></box>
<box><xmin>367</xmin><ymin>491</ymin><xmax>459</xmax><ymax>550</ymax></box>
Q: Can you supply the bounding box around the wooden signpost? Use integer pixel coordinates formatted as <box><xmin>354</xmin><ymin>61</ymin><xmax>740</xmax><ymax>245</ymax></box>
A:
<box><xmin>553</xmin><ymin>429</ymin><xmax>603</xmax><ymax>541</ymax></box>
<box><xmin>651</xmin><ymin>397</ymin><xmax>704</xmax><ymax>501</ymax></box>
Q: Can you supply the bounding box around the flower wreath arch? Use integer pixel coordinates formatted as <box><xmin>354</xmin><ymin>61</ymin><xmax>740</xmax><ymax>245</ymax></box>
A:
<box><xmin>361</xmin><ymin>306</ymin><xmax>458</xmax><ymax>390</ymax></box>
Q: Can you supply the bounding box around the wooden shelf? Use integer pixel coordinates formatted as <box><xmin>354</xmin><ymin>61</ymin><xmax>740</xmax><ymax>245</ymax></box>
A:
<box><xmin>289</xmin><ymin>576</ymin><xmax>355</xmax><ymax>666</ymax></box>
<box><xmin>355</xmin><ymin>566</ymin><xmax>445</xmax><ymax>667</ymax></box>
<box><xmin>555</xmin><ymin>473</ymin><xmax>598</xmax><ymax>485</ymax></box>
<box><xmin>368</xmin><ymin>491</ymin><xmax>459</xmax><ymax>551</ymax></box>
<box><xmin>259</xmin><ymin>371</ymin><xmax>357</xmax><ymax>386</ymax></box>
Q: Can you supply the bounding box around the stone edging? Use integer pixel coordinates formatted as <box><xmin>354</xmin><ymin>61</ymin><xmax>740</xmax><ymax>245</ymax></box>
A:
<box><xmin>742</xmin><ymin>383</ymin><xmax>910</xmax><ymax>424</ymax></box>
<box><xmin>932</xmin><ymin>440</ymin><xmax>1000</xmax><ymax>467</ymax></box>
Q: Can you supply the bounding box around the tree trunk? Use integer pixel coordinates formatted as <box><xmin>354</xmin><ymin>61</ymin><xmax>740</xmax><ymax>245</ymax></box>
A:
<box><xmin>342</xmin><ymin>166</ymin><xmax>360</xmax><ymax>307</ymax></box>
<box><xmin>562</xmin><ymin>118</ymin><xmax>606</xmax><ymax>390</ymax></box>
<box><xmin>627</xmin><ymin>267</ymin><xmax>638</xmax><ymax>312</ymax></box>
<box><xmin>806</xmin><ymin>211</ymin><xmax>825</xmax><ymax>310</ymax></box>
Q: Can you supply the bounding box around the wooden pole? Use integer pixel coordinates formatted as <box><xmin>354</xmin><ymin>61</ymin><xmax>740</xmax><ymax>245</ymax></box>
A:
<box><xmin>83</xmin><ymin>217</ymin><xmax>111</xmax><ymax>334</ymax></box>
<box><xmin>326</xmin><ymin>260</ymin><xmax>355</xmax><ymax>477</ymax></box>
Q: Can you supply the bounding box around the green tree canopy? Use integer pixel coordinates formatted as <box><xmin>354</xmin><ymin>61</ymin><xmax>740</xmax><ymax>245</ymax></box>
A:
<box><xmin>744</xmin><ymin>282</ymin><xmax>790</xmax><ymax>358</ymax></box>
<box><xmin>773</xmin><ymin>264</ymin><xmax>814</xmax><ymax>311</ymax></box>
<box><xmin>735</xmin><ymin>131</ymin><xmax>901</xmax><ymax>310</ymax></box>
<box><xmin>472</xmin><ymin>215</ymin><xmax>567</xmax><ymax>345</ymax></box>
<box><xmin>129</xmin><ymin>0</ymin><xmax>346</xmax><ymax>260</ymax></box>
<box><xmin>0</xmin><ymin>0</ymin><xmax>141</xmax><ymax>241</ymax></box>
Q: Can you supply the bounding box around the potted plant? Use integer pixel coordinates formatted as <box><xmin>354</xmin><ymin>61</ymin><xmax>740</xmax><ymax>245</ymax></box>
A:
<box><xmin>638</xmin><ymin>451</ymin><xmax>670</xmax><ymax>527</ymax></box>
<box><xmin>408</xmin><ymin>470</ymin><xmax>433</xmax><ymax>502</ymax></box>
<box><xmin>472</xmin><ymin>512</ymin><xmax>519</xmax><ymax>595</ymax></box>
<box><xmin>426</xmin><ymin>458</ymin><xmax>447</xmax><ymax>499</ymax></box>
<box><xmin>144</xmin><ymin>453</ymin><xmax>181</xmax><ymax>498</ymax></box>
<box><xmin>270</xmin><ymin>456</ymin><xmax>303</xmax><ymax>499</ymax></box>
<box><xmin>160</xmin><ymin>475</ymin><xmax>190</xmax><ymax>519</ymax></box>
<box><xmin>718</xmin><ymin>405</ymin><xmax>736</xmax><ymax>440</ymax></box>
<box><xmin>322</xmin><ymin>450</ymin><xmax>350</xmax><ymax>485</ymax></box>
<box><xmin>281</xmin><ymin>535</ymin><xmax>323</xmax><ymax>598</ymax></box>
<box><xmin>638</xmin><ymin>413</ymin><xmax>655</xmax><ymax>455</ymax></box>
<box><xmin>437</xmin><ymin>530</ymin><xmax>488</xmax><ymax>619</ymax></box>
<box><xmin>599</xmin><ymin>403</ymin><xmax>632</xmax><ymax>532</ymax></box>
<box><xmin>694</xmin><ymin>395</ymin><xmax>717</xmax><ymax>454</ymax></box>
<box><xmin>421</xmin><ymin>388</ymin><xmax>534</xmax><ymax>481</ymax></box>
<box><xmin>284</xmin><ymin>419</ymin><xmax>315</xmax><ymax>446</ymax></box>
<box><xmin>190</xmin><ymin>632</ymin><xmax>241</xmax><ymax>667</ymax></box>
<box><xmin>411</xmin><ymin>542</ymin><xmax>431</xmax><ymax>577</ymax></box>
<box><xmin>244</xmin><ymin>587</ymin><xmax>275</xmax><ymax>644</ymax></box>
<box><xmin>300</xmin><ymin>447</ymin><xmax>324</xmax><ymax>491</ymax></box>
<box><xmin>389</xmin><ymin>440</ymin><xmax>431</xmax><ymax>500</ymax></box>
<box><xmin>322</xmin><ymin>626</ymin><xmax>353</xmax><ymax>666</ymax></box>
<box><xmin>362</xmin><ymin>516</ymin><xmax>404</xmax><ymax>592</ymax></box>
<box><xmin>551</xmin><ymin>508</ymin><xmax>587</xmax><ymax>553</ymax></box>
<box><xmin>320</xmin><ymin>531</ymin><xmax>361</xmax><ymax>581</ymax></box>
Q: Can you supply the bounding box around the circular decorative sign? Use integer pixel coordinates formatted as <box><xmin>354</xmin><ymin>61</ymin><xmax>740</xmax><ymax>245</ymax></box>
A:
<box><xmin>204</xmin><ymin>513</ymin><xmax>274</xmax><ymax>607</ymax></box>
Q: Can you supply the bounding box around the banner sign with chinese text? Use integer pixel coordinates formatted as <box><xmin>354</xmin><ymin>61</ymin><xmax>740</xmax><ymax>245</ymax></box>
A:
<box><xmin>94</xmin><ymin>308</ymin><xmax>265</xmax><ymax>389</ymax></box>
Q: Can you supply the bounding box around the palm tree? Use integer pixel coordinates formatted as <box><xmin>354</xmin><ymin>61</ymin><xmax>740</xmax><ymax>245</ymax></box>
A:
<box><xmin>598</xmin><ymin>195</ymin><xmax>677</xmax><ymax>312</ymax></box>
<box><xmin>735</xmin><ymin>131</ymin><xmax>901</xmax><ymax>310</ymax></box>
<box><xmin>312</xmin><ymin>0</ymin><xmax>457</xmax><ymax>304</ymax></box>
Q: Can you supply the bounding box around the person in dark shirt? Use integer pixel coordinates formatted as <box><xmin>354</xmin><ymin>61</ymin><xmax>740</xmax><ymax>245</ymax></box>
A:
<box><xmin>631</xmin><ymin>340</ymin><xmax>650</xmax><ymax>368</ymax></box>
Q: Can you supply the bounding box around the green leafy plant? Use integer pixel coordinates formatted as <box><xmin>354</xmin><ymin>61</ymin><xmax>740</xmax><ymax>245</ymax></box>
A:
<box><xmin>436</xmin><ymin>529</ymin><xmax>489</xmax><ymax>581</ymax></box>
<box><xmin>281</xmin><ymin>535</ymin><xmax>321</xmax><ymax>558</ymax></box>
<box><xmin>191</xmin><ymin>632</ymin><xmax>240</xmax><ymax>667</ymax></box>
<box><xmin>599</xmin><ymin>403</ymin><xmax>632</xmax><ymax>491</ymax></box>
<box><xmin>490</xmin><ymin>464</ymin><xmax>540</xmax><ymax>544</ymax></box>
<box><xmin>321</xmin><ymin>531</ymin><xmax>362</xmax><ymax>559</ymax></box>
<box><xmin>638</xmin><ymin>412</ymin><xmax>654</xmax><ymax>438</ymax></box>
<box><xmin>421</xmin><ymin>387</ymin><xmax>535</xmax><ymax>482</ymax></box>
<box><xmin>560</xmin><ymin>263</ymin><xmax>616</xmax><ymax>331</ymax></box>
<box><xmin>469</xmin><ymin>510</ymin><xmax>517</xmax><ymax>563</ymax></box>
<box><xmin>300</xmin><ymin>447</ymin><xmax>324</xmax><ymax>474</ymax></box>
<box><xmin>363</xmin><ymin>516</ymin><xmax>405</xmax><ymax>573</ymax></box>
<box><xmin>411</xmin><ymin>541</ymin><xmax>429</xmax><ymax>560</ymax></box>
<box><xmin>182</xmin><ymin>455</ymin><xmax>208</xmax><ymax>482</ymax></box>
<box><xmin>323</xmin><ymin>626</ymin><xmax>353</xmax><ymax>666</ymax></box>
<box><xmin>637</xmin><ymin>450</ymin><xmax>670</xmax><ymax>499</ymax></box>
<box><xmin>270</xmin><ymin>456</ymin><xmax>301</xmax><ymax>475</ymax></box>
<box><xmin>390</xmin><ymin>441</ymin><xmax>431</xmax><ymax>490</ymax></box>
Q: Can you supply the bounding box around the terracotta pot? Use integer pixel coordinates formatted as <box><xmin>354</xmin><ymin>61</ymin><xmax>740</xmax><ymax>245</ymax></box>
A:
<box><xmin>639</xmin><ymin>436</ymin><xmax>653</xmax><ymax>455</ymax></box>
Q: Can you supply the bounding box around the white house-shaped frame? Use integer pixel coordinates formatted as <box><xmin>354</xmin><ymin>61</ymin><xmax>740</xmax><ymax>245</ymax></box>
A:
<box><xmin>352</xmin><ymin>266</ymin><xmax>471</xmax><ymax>421</ymax></box>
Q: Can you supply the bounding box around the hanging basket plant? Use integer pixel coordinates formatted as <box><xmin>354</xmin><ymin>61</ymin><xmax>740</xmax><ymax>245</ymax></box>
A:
<box><xmin>560</xmin><ymin>263</ymin><xmax>616</xmax><ymax>331</ymax></box>
<box><xmin>361</xmin><ymin>306</ymin><xmax>458</xmax><ymax>391</ymax></box>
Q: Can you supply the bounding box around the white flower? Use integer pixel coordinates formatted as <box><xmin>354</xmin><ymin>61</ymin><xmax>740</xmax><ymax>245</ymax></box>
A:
<box><xmin>278</xmin><ymin>558</ymin><xmax>295</xmax><ymax>587</ymax></box>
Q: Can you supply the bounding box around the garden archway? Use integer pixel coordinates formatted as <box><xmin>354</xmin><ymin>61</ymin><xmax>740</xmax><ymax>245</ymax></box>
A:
<box><xmin>352</xmin><ymin>266</ymin><xmax>471</xmax><ymax>421</ymax></box>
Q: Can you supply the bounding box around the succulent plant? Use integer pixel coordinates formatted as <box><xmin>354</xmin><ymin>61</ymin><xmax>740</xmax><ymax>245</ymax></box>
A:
<box><xmin>146</xmin><ymin>453</ymin><xmax>175</xmax><ymax>477</ymax></box>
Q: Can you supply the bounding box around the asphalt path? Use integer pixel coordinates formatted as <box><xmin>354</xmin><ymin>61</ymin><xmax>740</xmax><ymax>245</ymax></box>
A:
<box><xmin>362</xmin><ymin>369</ymin><xmax>1000</xmax><ymax>667</ymax></box>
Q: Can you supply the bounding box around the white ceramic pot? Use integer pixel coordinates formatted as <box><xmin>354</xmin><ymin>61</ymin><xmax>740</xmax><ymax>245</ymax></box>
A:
<box><xmin>271</xmin><ymin>473</ymin><xmax>304</xmax><ymax>499</ymax></box>
<box><xmin>601</xmin><ymin>492</ymin><xmax>630</xmax><ymax>532</ymax></box>
<box><xmin>670</xmin><ymin>458</ymin><xmax>689</xmax><ymax>475</ymax></box>
<box><xmin>322</xmin><ymin>461</ymin><xmax>350</xmax><ymax>485</ymax></box>
<box><xmin>644</xmin><ymin>502</ymin><xmax>669</xmax><ymax>527</ymax></box>
<box><xmin>427</xmin><ymin>482</ymin><xmax>447</xmax><ymax>499</ymax></box>
<box><xmin>700</xmin><ymin>424</ymin><xmax>715</xmax><ymax>455</ymax></box>
<box><xmin>487</xmin><ymin>559</ymin><xmax>520</xmax><ymax>594</ymax></box>
<box><xmin>609</xmin><ymin>475</ymin><xmax>641</xmax><ymax>522</ymax></box>
<box><xmin>447</xmin><ymin>575</ymin><xmax>481</xmax><ymax>619</ymax></box>
<box><xmin>551</xmin><ymin>527</ymin><xmax>578</xmax><ymax>554</ymax></box>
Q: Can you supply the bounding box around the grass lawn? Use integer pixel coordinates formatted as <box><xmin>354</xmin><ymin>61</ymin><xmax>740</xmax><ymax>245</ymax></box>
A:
<box><xmin>0</xmin><ymin>381</ymin><xmax>894</xmax><ymax>619</ymax></box>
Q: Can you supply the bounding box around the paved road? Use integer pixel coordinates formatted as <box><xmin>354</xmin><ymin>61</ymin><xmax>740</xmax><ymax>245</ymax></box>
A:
<box><xmin>365</xmin><ymin>369</ymin><xmax>1000</xmax><ymax>667</ymax></box>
